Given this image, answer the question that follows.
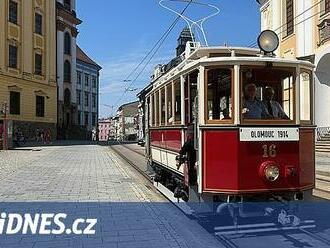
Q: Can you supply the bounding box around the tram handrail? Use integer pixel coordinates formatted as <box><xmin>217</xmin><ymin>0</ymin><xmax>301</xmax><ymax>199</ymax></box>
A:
<box><xmin>316</xmin><ymin>127</ymin><xmax>330</xmax><ymax>141</ymax></box>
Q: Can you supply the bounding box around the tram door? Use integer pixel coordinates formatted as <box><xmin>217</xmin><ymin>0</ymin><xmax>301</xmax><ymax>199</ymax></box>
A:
<box><xmin>185</xmin><ymin>71</ymin><xmax>199</xmax><ymax>201</ymax></box>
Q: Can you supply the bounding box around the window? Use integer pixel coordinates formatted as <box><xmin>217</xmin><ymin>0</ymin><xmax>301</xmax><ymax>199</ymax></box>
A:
<box><xmin>9</xmin><ymin>45</ymin><xmax>17</xmax><ymax>68</ymax></box>
<box><xmin>35</xmin><ymin>53</ymin><xmax>42</xmax><ymax>75</ymax></box>
<box><xmin>84</xmin><ymin>92</ymin><xmax>89</xmax><ymax>107</ymax></box>
<box><xmin>241</xmin><ymin>67</ymin><xmax>295</xmax><ymax>123</ymax></box>
<box><xmin>64</xmin><ymin>60</ymin><xmax>71</xmax><ymax>82</ymax></box>
<box><xmin>92</xmin><ymin>76</ymin><xmax>97</xmax><ymax>88</ymax></box>
<box><xmin>64</xmin><ymin>88</ymin><xmax>71</xmax><ymax>106</ymax></box>
<box><xmin>282</xmin><ymin>76</ymin><xmax>294</xmax><ymax>120</ymax></box>
<box><xmin>300</xmin><ymin>71</ymin><xmax>312</xmax><ymax>123</ymax></box>
<box><xmin>92</xmin><ymin>94</ymin><xmax>96</xmax><ymax>108</ymax></box>
<box><xmin>10</xmin><ymin>91</ymin><xmax>20</xmax><ymax>115</ymax></box>
<box><xmin>206</xmin><ymin>68</ymin><xmax>232</xmax><ymax>122</ymax></box>
<box><xmin>150</xmin><ymin>95</ymin><xmax>155</xmax><ymax>126</ymax></box>
<box><xmin>325</xmin><ymin>0</ymin><xmax>330</xmax><ymax>15</ymax></box>
<box><xmin>78</xmin><ymin>111</ymin><xmax>81</xmax><ymax>125</ymax></box>
<box><xmin>64</xmin><ymin>0</ymin><xmax>71</xmax><ymax>10</ymax></box>
<box><xmin>160</xmin><ymin>88</ymin><xmax>165</xmax><ymax>126</ymax></box>
<box><xmin>77</xmin><ymin>71</ymin><xmax>82</xmax><ymax>84</ymax></box>
<box><xmin>76</xmin><ymin>90</ymin><xmax>81</xmax><ymax>105</ymax></box>
<box><xmin>154</xmin><ymin>92</ymin><xmax>159</xmax><ymax>126</ymax></box>
<box><xmin>92</xmin><ymin>113</ymin><xmax>96</xmax><ymax>126</ymax></box>
<box><xmin>283</xmin><ymin>0</ymin><xmax>294</xmax><ymax>37</ymax></box>
<box><xmin>166</xmin><ymin>83</ymin><xmax>173</xmax><ymax>124</ymax></box>
<box><xmin>9</xmin><ymin>1</ymin><xmax>18</xmax><ymax>24</ymax></box>
<box><xmin>36</xmin><ymin>96</ymin><xmax>45</xmax><ymax>117</ymax></box>
<box><xmin>84</xmin><ymin>112</ymin><xmax>89</xmax><ymax>126</ymax></box>
<box><xmin>174</xmin><ymin>80</ymin><xmax>181</xmax><ymax>123</ymax></box>
<box><xmin>35</xmin><ymin>13</ymin><xmax>42</xmax><ymax>35</ymax></box>
<box><xmin>64</xmin><ymin>32</ymin><xmax>71</xmax><ymax>55</ymax></box>
<box><xmin>85</xmin><ymin>74</ymin><xmax>89</xmax><ymax>87</ymax></box>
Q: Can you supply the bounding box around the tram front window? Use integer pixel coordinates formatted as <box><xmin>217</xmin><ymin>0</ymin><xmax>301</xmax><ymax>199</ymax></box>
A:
<box><xmin>241</xmin><ymin>67</ymin><xmax>295</xmax><ymax>122</ymax></box>
<box><xmin>206</xmin><ymin>68</ymin><xmax>233</xmax><ymax>122</ymax></box>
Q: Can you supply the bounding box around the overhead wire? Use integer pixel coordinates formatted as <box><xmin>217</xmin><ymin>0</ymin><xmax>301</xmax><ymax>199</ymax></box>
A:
<box><xmin>112</xmin><ymin>0</ymin><xmax>193</xmax><ymax>110</ymax></box>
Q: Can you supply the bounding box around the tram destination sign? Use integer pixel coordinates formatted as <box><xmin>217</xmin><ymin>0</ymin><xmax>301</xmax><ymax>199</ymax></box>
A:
<box><xmin>240</xmin><ymin>128</ymin><xmax>299</xmax><ymax>142</ymax></box>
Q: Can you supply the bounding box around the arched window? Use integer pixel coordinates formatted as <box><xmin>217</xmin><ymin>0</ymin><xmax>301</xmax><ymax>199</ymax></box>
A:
<box><xmin>64</xmin><ymin>88</ymin><xmax>71</xmax><ymax>106</ymax></box>
<box><xmin>64</xmin><ymin>60</ymin><xmax>71</xmax><ymax>82</ymax></box>
<box><xmin>64</xmin><ymin>0</ymin><xmax>71</xmax><ymax>10</ymax></box>
<box><xmin>64</xmin><ymin>32</ymin><xmax>71</xmax><ymax>55</ymax></box>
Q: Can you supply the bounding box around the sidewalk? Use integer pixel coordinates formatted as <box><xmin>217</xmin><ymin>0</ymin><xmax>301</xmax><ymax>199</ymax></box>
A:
<box><xmin>316</xmin><ymin>152</ymin><xmax>330</xmax><ymax>176</ymax></box>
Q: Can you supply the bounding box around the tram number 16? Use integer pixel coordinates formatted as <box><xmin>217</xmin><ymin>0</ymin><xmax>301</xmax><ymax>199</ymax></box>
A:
<box><xmin>262</xmin><ymin>144</ymin><xmax>277</xmax><ymax>158</ymax></box>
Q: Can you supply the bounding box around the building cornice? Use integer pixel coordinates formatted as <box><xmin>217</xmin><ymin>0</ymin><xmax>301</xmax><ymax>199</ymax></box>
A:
<box><xmin>57</xmin><ymin>20</ymin><xmax>79</xmax><ymax>37</ymax></box>
<box><xmin>56</xmin><ymin>2</ymin><xmax>82</xmax><ymax>26</ymax></box>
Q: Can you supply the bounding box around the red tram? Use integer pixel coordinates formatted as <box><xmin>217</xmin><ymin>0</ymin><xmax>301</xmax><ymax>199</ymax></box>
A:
<box><xmin>141</xmin><ymin>31</ymin><xmax>315</xmax><ymax>207</ymax></box>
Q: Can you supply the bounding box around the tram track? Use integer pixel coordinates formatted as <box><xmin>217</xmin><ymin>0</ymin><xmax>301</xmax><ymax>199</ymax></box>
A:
<box><xmin>110</xmin><ymin>143</ymin><xmax>330</xmax><ymax>247</ymax></box>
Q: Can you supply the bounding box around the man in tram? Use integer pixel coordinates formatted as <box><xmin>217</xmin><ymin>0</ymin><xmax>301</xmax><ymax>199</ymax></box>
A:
<box><xmin>262</xmin><ymin>87</ymin><xmax>289</xmax><ymax>119</ymax></box>
<box><xmin>177</xmin><ymin>125</ymin><xmax>197</xmax><ymax>186</ymax></box>
<box><xmin>242</xmin><ymin>83</ymin><xmax>269</xmax><ymax>119</ymax></box>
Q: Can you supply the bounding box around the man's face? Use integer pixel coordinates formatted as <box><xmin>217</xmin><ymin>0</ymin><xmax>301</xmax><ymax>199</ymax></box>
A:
<box><xmin>264</xmin><ymin>89</ymin><xmax>274</xmax><ymax>101</ymax></box>
<box><xmin>247</xmin><ymin>85</ymin><xmax>256</xmax><ymax>99</ymax></box>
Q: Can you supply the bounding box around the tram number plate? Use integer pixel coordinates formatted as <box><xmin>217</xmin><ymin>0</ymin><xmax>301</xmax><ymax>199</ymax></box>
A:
<box><xmin>240</xmin><ymin>128</ymin><xmax>299</xmax><ymax>142</ymax></box>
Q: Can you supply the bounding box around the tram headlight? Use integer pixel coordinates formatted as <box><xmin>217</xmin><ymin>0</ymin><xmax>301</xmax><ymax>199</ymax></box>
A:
<box><xmin>264</xmin><ymin>165</ymin><xmax>280</xmax><ymax>182</ymax></box>
<box><xmin>257</xmin><ymin>30</ymin><xmax>279</xmax><ymax>53</ymax></box>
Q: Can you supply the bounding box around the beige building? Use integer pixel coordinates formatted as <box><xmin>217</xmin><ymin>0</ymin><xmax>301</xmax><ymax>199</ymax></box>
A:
<box><xmin>0</xmin><ymin>0</ymin><xmax>57</xmax><ymax>146</ymax></box>
<box><xmin>258</xmin><ymin>0</ymin><xmax>330</xmax><ymax>128</ymax></box>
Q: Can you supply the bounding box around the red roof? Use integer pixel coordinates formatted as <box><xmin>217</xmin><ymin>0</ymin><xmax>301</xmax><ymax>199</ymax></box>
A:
<box><xmin>76</xmin><ymin>45</ymin><xmax>102</xmax><ymax>70</ymax></box>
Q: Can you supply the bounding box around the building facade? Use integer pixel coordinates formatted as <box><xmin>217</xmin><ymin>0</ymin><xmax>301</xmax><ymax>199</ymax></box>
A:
<box><xmin>258</xmin><ymin>0</ymin><xmax>330</xmax><ymax>128</ymax></box>
<box><xmin>115</xmin><ymin>101</ymin><xmax>139</xmax><ymax>141</ymax></box>
<box><xmin>56</xmin><ymin>0</ymin><xmax>81</xmax><ymax>139</ymax></box>
<box><xmin>76</xmin><ymin>45</ymin><xmax>101</xmax><ymax>139</ymax></box>
<box><xmin>0</xmin><ymin>0</ymin><xmax>57</xmax><ymax>147</ymax></box>
<box><xmin>98</xmin><ymin>118</ymin><xmax>115</xmax><ymax>142</ymax></box>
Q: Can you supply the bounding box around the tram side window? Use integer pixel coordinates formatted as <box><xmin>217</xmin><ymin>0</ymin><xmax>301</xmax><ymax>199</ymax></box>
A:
<box><xmin>160</xmin><ymin>88</ymin><xmax>165</xmax><ymax>126</ymax></box>
<box><xmin>167</xmin><ymin>83</ymin><xmax>173</xmax><ymax>124</ymax></box>
<box><xmin>300</xmin><ymin>71</ymin><xmax>312</xmax><ymax>123</ymax></box>
<box><xmin>241</xmin><ymin>67</ymin><xmax>294</xmax><ymax>121</ymax></box>
<box><xmin>155</xmin><ymin>92</ymin><xmax>159</xmax><ymax>126</ymax></box>
<box><xmin>148</xmin><ymin>96</ymin><xmax>153</xmax><ymax>127</ymax></box>
<box><xmin>206</xmin><ymin>68</ymin><xmax>232</xmax><ymax>121</ymax></box>
<box><xmin>174</xmin><ymin>80</ymin><xmax>181</xmax><ymax>123</ymax></box>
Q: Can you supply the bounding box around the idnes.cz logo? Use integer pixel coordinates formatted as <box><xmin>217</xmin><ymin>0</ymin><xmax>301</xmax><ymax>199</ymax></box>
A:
<box><xmin>0</xmin><ymin>212</ymin><xmax>97</xmax><ymax>235</ymax></box>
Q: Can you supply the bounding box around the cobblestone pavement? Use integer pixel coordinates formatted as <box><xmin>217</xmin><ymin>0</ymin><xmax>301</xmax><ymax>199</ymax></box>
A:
<box><xmin>0</xmin><ymin>145</ymin><xmax>221</xmax><ymax>248</ymax></box>
<box><xmin>0</xmin><ymin>145</ymin><xmax>163</xmax><ymax>202</ymax></box>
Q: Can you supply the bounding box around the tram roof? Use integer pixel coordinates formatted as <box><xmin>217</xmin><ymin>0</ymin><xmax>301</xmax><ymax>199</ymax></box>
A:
<box><xmin>142</xmin><ymin>46</ymin><xmax>315</xmax><ymax>94</ymax></box>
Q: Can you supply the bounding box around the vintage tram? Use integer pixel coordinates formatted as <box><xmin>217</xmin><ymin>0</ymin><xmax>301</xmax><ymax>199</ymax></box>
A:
<box><xmin>141</xmin><ymin>31</ymin><xmax>315</xmax><ymax>207</ymax></box>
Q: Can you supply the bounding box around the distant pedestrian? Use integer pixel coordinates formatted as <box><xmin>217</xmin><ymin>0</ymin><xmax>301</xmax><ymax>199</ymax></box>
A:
<box><xmin>45</xmin><ymin>129</ymin><xmax>51</xmax><ymax>144</ymax></box>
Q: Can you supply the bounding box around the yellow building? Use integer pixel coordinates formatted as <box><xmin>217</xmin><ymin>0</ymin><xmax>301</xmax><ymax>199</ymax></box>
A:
<box><xmin>258</xmin><ymin>0</ymin><xmax>330</xmax><ymax>129</ymax></box>
<box><xmin>0</xmin><ymin>0</ymin><xmax>57</xmax><ymax>146</ymax></box>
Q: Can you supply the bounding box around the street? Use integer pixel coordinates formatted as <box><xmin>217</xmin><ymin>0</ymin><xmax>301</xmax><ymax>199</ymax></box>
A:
<box><xmin>0</xmin><ymin>144</ymin><xmax>221</xmax><ymax>248</ymax></box>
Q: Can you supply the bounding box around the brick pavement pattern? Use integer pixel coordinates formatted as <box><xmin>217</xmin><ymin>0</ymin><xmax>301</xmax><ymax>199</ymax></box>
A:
<box><xmin>0</xmin><ymin>145</ymin><xmax>221</xmax><ymax>248</ymax></box>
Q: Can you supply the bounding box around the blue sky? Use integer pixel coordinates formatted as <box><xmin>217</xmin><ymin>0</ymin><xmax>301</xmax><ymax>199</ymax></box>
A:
<box><xmin>76</xmin><ymin>0</ymin><xmax>261</xmax><ymax>118</ymax></box>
